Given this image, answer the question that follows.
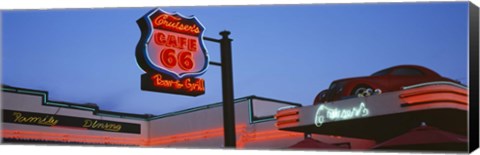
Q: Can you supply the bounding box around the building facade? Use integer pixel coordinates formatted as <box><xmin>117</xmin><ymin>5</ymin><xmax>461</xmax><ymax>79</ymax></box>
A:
<box><xmin>1</xmin><ymin>85</ymin><xmax>374</xmax><ymax>149</ymax></box>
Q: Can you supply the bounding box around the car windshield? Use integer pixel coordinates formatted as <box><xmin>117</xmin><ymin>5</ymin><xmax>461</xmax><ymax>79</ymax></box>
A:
<box><xmin>329</xmin><ymin>83</ymin><xmax>337</xmax><ymax>90</ymax></box>
<box><xmin>371</xmin><ymin>68</ymin><xmax>391</xmax><ymax>76</ymax></box>
<box><xmin>391</xmin><ymin>68</ymin><xmax>424</xmax><ymax>76</ymax></box>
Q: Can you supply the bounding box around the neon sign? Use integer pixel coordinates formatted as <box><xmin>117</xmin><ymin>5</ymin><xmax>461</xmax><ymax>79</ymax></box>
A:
<box><xmin>82</xmin><ymin>119</ymin><xmax>122</xmax><ymax>132</ymax></box>
<box><xmin>314</xmin><ymin>102</ymin><xmax>370</xmax><ymax>127</ymax></box>
<box><xmin>11</xmin><ymin>111</ymin><xmax>58</xmax><ymax>126</ymax></box>
<box><xmin>147</xmin><ymin>73</ymin><xmax>205</xmax><ymax>94</ymax></box>
<box><xmin>3</xmin><ymin>110</ymin><xmax>141</xmax><ymax>134</ymax></box>
<box><xmin>153</xmin><ymin>14</ymin><xmax>201</xmax><ymax>35</ymax></box>
<box><xmin>136</xmin><ymin>8</ymin><xmax>208</xmax><ymax>96</ymax></box>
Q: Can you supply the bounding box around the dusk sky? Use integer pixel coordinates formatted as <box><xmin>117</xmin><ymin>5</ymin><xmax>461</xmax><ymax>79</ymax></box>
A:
<box><xmin>2</xmin><ymin>2</ymin><xmax>469</xmax><ymax>115</ymax></box>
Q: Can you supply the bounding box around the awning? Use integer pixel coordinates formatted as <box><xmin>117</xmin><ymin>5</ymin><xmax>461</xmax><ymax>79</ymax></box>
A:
<box><xmin>276</xmin><ymin>84</ymin><xmax>468</xmax><ymax>141</ymax></box>
<box><xmin>288</xmin><ymin>138</ymin><xmax>345</xmax><ymax>150</ymax></box>
<box><xmin>373</xmin><ymin>123</ymin><xmax>467</xmax><ymax>152</ymax></box>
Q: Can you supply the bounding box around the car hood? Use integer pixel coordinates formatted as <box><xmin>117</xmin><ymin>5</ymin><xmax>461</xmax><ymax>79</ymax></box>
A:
<box><xmin>332</xmin><ymin>76</ymin><xmax>373</xmax><ymax>84</ymax></box>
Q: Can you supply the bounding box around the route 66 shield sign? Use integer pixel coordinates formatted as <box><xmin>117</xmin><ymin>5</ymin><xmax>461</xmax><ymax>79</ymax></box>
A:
<box><xmin>136</xmin><ymin>9</ymin><xmax>209</xmax><ymax>96</ymax></box>
<box><xmin>136</xmin><ymin>8</ymin><xmax>209</xmax><ymax>79</ymax></box>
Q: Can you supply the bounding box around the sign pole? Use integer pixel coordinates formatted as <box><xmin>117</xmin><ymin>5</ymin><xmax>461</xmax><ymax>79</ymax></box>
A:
<box><xmin>219</xmin><ymin>31</ymin><xmax>236</xmax><ymax>148</ymax></box>
<box><xmin>136</xmin><ymin>9</ymin><xmax>237</xmax><ymax>148</ymax></box>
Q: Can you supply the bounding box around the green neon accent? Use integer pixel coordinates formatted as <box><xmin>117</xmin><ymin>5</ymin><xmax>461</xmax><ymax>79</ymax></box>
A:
<box><xmin>17</xmin><ymin>90</ymin><xmax>48</xmax><ymax>103</ymax></box>
<box><xmin>46</xmin><ymin>102</ymin><xmax>69</xmax><ymax>107</ymax></box>
<box><xmin>248</xmin><ymin>99</ymin><xmax>253</xmax><ymax>124</ymax></box>
<box><xmin>315</xmin><ymin>102</ymin><xmax>370</xmax><ymax>127</ymax></box>
<box><xmin>70</xmin><ymin>105</ymin><xmax>95</xmax><ymax>111</ymax></box>
<box><xmin>154</xmin><ymin>106</ymin><xmax>206</xmax><ymax>119</ymax></box>
<box><xmin>97</xmin><ymin>113</ymin><xmax>121</xmax><ymax>118</ymax></box>
<box><xmin>149</xmin><ymin>99</ymin><xmax>253</xmax><ymax>120</ymax></box>
<box><xmin>6</xmin><ymin>87</ymin><xmax>302</xmax><ymax>121</ymax></box>
<box><xmin>252</xmin><ymin>118</ymin><xmax>275</xmax><ymax>124</ymax></box>
<box><xmin>17</xmin><ymin>90</ymin><xmax>45</xmax><ymax>96</ymax></box>
<box><xmin>252</xmin><ymin>96</ymin><xmax>303</xmax><ymax>107</ymax></box>
<box><xmin>206</xmin><ymin>103</ymin><xmax>223</xmax><ymax>108</ymax></box>
<box><xmin>248</xmin><ymin>98</ymin><xmax>299</xmax><ymax>124</ymax></box>
<box><xmin>122</xmin><ymin>116</ymin><xmax>148</xmax><ymax>121</ymax></box>
<box><xmin>6</xmin><ymin>86</ymin><xmax>150</xmax><ymax>121</ymax></box>
<box><xmin>184</xmin><ymin>106</ymin><xmax>206</xmax><ymax>112</ymax></box>
<box><xmin>2</xmin><ymin>88</ymin><xmax>17</xmax><ymax>92</ymax></box>
<box><xmin>42</xmin><ymin>95</ymin><xmax>47</xmax><ymax>103</ymax></box>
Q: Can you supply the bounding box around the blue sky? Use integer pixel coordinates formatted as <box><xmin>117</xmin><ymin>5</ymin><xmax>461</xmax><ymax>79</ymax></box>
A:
<box><xmin>2</xmin><ymin>2</ymin><xmax>469</xmax><ymax>115</ymax></box>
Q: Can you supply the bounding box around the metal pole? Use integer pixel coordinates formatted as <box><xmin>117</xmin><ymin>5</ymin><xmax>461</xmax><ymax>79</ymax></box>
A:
<box><xmin>219</xmin><ymin>30</ymin><xmax>236</xmax><ymax>148</ymax></box>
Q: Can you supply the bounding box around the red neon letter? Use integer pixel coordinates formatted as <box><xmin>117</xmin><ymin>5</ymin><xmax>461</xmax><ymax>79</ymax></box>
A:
<box><xmin>166</xmin><ymin>35</ymin><xmax>178</xmax><ymax>48</ymax></box>
<box><xmin>177</xmin><ymin>37</ymin><xmax>187</xmax><ymax>50</ymax></box>
<box><xmin>154</xmin><ymin>32</ymin><xmax>167</xmax><ymax>45</ymax></box>
<box><xmin>188</xmin><ymin>39</ymin><xmax>198</xmax><ymax>51</ymax></box>
<box><xmin>178</xmin><ymin>51</ymin><xmax>194</xmax><ymax>71</ymax></box>
<box><xmin>160</xmin><ymin>48</ymin><xmax>177</xmax><ymax>68</ymax></box>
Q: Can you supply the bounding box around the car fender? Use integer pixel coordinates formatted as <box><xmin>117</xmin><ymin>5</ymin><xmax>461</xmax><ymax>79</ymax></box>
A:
<box><xmin>343</xmin><ymin>80</ymin><xmax>380</xmax><ymax>96</ymax></box>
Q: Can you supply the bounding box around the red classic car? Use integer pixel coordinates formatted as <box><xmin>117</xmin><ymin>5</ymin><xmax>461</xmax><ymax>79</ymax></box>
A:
<box><xmin>313</xmin><ymin>65</ymin><xmax>459</xmax><ymax>105</ymax></box>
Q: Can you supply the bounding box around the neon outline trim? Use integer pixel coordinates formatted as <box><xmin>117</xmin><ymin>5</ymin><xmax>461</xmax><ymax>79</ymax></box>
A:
<box><xmin>249</xmin><ymin>98</ymin><xmax>298</xmax><ymax>124</ymax></box>
<box><xmin>248</xmin><ymin>99</ymin><xmax>253</xmax><ymax>124</ymax></box>
<box><xmin>70</xmin><ymin>105</ymin><xmax>95</xmax><ymax>111</ymax></box>
<box><xmin>45</xmin><ymin>102</ymin><xmax>69</xmax><ymax>107</ymax></box>
<box><xmin>17</xmin><ymin>90</ymin><xmax>48</xmax><ymax>103</ymax></box>
<box><xmin>140</xmin><ymin>8</ymin><xmax>210</xmax><ymax>79</ymax></box>
<box><xmin>237</xmin><ymin>130</ymin><xmax>303</xmax><ymax>148</ymax></box>
<box><xmin>275</xmin><ymin>109</ymin><xmax>299</xmax><ymax>128</ymax></box>
<box><xmin>148</xmin><ymin>124</ymin><xmax>246</xmax><ymax>146</ymax></box>
<box><xmin>2</xmin><ymin>87</ymin><xmax>17</xmax><ymax>92</ymax></box>
<box><xmin>2</xmin><ymin>87</ymin><xmax>146</xmax><ymax>120</ymax></box>
<box><xmin>2</xmin><ymin>130</ymin><xmax>146</xmax><ymax>146</ymax></box>
<box><xmin>4</xmin><ymin>87</ymin><xmax>301</xmax><ymax>122</ymax></box>
<box><xmin>252</xmin><ymin>118</ymin><xmax>276</xmax><ymax>124</ymax></box>
<box><xmin>97</xmin><ymin>113</ymin><xmax>122</xmax><ymax>118</ymax></box>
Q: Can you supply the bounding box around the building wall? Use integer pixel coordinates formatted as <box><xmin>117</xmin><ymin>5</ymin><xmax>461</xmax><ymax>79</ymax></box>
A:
<box><xmin>2</xmin><ymin>91</ymin><xmax>149</xmax><ymax>146</ymax></box>
<box><xmin>1</xmin><ymin>87</ymin><xmax>375</xmax><ymax>149</ymax></box>
<box><xmin>147</xmin><ymin>97</ymin><xmax>375</xmax><ymax>149</ymax></box>
<box><xmin>147</xmin><ymin>100</ymin><xmax>250</xmax><ymax>147</ymax></box>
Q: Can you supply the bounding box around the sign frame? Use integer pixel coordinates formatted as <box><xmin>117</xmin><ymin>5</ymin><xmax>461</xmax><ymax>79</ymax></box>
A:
<box><xmin>136</xmin><ymin>8</ymin><xmax>209</xmax><ymax>96</ymax></box>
